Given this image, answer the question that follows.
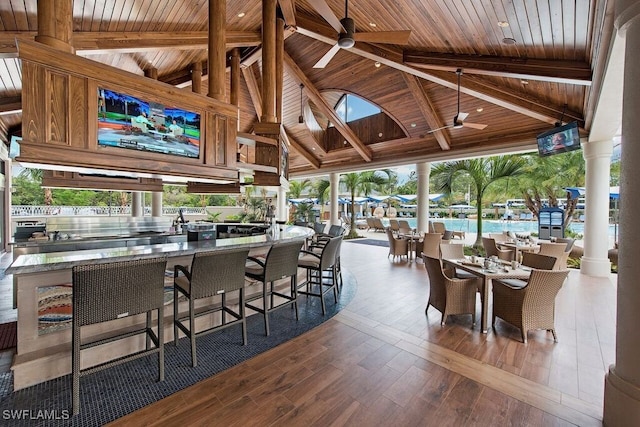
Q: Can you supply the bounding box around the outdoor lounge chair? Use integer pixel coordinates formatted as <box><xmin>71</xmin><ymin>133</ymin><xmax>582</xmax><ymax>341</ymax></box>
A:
<box><xmin>492</xmin><ymin>268</ymin><xmax>570</xmax><ymax>343</ymax></box>
<box><xmin>372</xmin><ymin>217</ymin><xmax>387</xmax><ymax>232</ymax></box>
<box><xmin>398</xmin><ymin>219</ymin><xmax>414</xmax><ymax>233</ymax></box>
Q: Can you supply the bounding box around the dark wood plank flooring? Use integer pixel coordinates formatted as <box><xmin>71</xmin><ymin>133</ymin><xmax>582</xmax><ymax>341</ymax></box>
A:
<box><xmin>89</xmin><ymin>242</ymin><xmax>612</xmax><ymax>425</ymax></box>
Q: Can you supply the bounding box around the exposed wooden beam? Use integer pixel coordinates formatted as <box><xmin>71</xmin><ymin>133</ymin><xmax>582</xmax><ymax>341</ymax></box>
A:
<box><xmin>0</xmin><ymin>95</ymin><xmax>21</xmax><ymax>115</ymax></box>
<box><xmin>278</xmin><ymin>0</ymin><xmax>297</xmax><ymax>27</ymax></box>
<box><xmin>0</xmin><ymin>31</ymin><xmax>261</xmax><ymax>57</ymax></box>
<box><xmin>403</xmin><ymin>51</ymin><xmax>592</xmax><ymax>86</ymax></box>
<box><xmin>283</xmin><ymin>51</ymin><xmax>372</xmax><ymax>162</ymax></box>
<box><xmin>282</xmin><ymin>126</ymin><xmax>321</xmax><ymax>169</ymax></box>
<box><xmin>401</xmin><ymin>75</ymin><xmax>450</xmax><ymax>150</ymax></box>
<box><xmin>295</xmin><ymin>14</ymin><xmax>583</xmax><ymax>125</ymax></box>
<box><xmin>242</xmin><ymin>64</ymin><xmax>263</xmax><ymax>121</ymax></box>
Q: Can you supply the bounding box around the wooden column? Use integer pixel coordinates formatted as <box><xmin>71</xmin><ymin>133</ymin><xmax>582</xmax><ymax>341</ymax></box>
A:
<box><xmin>35</xmin><ymin>0</ymin><xmax>74</xmax><ymax>54</ymax></box>
<box><xmin>192</xmin><ymin>62</ymin><xmax>203</xmax><ymax>94</ymax></box>
<box><xmin>208</xmin><ymin>0</ymin><xmax>226</xmax><ymax>102</ymax></box>
<box><xmin>261</xmin><ymin>0</ymin><xmax>277</xmax><ymax>123</ymax></box>
<box><xmin>276</xmin><ymin>17</ymin><xmax>285</xmax><ymax>122</ymax></box>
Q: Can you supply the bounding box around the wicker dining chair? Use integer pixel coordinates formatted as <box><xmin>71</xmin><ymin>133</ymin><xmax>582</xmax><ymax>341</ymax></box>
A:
<box><xmin>385</xmin><ymin>228</ymin><xmax>409</xmax><ymax>261</ymax></box>
<box><xmin>418</xmin><ymin>233</ymin><xmax>442</xmax><ymax>259</ymax></box>
<box><xmin>482</xmin><ymin>236</ymin><xmax>515</xmax><ymax>261</ymax></box>
<box><xmin>422</xmin><ymin>255</ymin><xmax>479</xmax><ymax>326</ymax></box>
<box><xmin>493</xmin><ymin>252</ymin><xmax>557</xmax><ymax>289</ymax></box>
<box><xmin>245</xmin><ymin>240</ymin><xmax>305</xmax><ymax>336</ymax></box>
<box><xmin>72</xmin><ymin>256</ymin><xmax>168</xmax><ymax>415</ymax></box>
<box><xmin>174</xmin><ymin>248</ymin><xmax>250</xmax><ymax>367</ymax></box>
<box><xmin>492</xmin><ymin>268</ymin><xmax>570</xmax><ymax>343</ymax></box>
<box><xmin>538</xmin><ymin>242</ymin><xmax>570</xmax><ymax>270</ymax></box>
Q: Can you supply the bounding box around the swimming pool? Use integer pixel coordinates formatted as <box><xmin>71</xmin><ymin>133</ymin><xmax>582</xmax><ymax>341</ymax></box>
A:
<box><xmin>386</xmin><ymin>218</ymin><xmax>616</xmax><ymax>237</ymax></box>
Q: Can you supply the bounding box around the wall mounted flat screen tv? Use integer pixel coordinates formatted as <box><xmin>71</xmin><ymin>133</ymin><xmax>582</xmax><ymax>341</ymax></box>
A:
<box><xmin>536</xmin><ymin>121</ymin><xmax>581</xmax><ymax>157</ymax></box>
<box><xmin>97</xmin><ymin>88</ymin><xmax>201</xmax><ymax>159</ymax></box>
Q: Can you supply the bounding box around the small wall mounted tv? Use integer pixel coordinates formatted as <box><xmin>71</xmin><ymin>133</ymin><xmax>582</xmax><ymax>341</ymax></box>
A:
<box><xmin>536</xmin><ymin>121</ymin><xmax>581</xmax><ymax>157</ymax></box>
<box><xmin>97</xmin><ymin>88</ymin><xmax>201</xmax><ymax>159</ymax></box>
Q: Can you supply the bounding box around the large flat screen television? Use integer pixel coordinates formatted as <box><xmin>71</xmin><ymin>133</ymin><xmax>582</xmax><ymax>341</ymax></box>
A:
<box><xmin>97</xmin><ymin>88</ymin><xmax>201</xmax><ymax>159</ymax></box>
<box><xmin>536</xmin><ymin>121</ymin><xmax>581</xmax><ymax>157</ymax></box>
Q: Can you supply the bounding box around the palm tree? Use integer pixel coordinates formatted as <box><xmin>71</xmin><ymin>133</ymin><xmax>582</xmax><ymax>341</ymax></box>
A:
<box><xmin>288</xmin><ymin>179</ymin><xmax>311</xmax><ymax>199</ymax></box>
<box><xmin>312</xmin><ymin>178</ymin><xmax>330</xmax><ymax>220</ymax></box>
<box><xmin>431</xmin><ymin>156</ymin><xmax>526</xmax><ymax>247</ymax></box>
<box><xmin>519</xmin><ymin>151</ymin><xmax>585</xmax><ymax>228</ymax></box>
<box><xmin>341</xmin><ymin>170</ymin><xmax>394</xmax><ymax>237</ymax></box>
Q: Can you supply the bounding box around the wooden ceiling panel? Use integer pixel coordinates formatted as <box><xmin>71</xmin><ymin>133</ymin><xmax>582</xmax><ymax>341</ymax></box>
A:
<box><xmin>0</xmin><ymin>0</ymin><xmax>612</xmax><ymax>178</ymax></box>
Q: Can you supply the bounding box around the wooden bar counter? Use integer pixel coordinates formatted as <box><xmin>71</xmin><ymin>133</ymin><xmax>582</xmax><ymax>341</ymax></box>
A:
<box><xmin>6</xmin><ymin>225</ymin><xmax>314</xmax><ymax>390</ymax></box>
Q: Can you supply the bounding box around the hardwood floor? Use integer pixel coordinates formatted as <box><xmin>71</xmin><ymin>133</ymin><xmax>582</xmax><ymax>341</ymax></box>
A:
<box><xmin>93</xmin><ymin>242</ymin><xmax>614</xmax><ymax>425</ymax></box>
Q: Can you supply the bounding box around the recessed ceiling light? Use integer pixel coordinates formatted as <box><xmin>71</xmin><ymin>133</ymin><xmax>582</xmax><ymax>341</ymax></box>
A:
<box><xmin>521</xmin><ymin>80</ymin><xmax>529</xmax><ymax>85</ymax></box>
<box><xmin>502</xmin><ymin>37</ymin><xmax>517</xmax><ymax>45</ymax></box>
<box><xmin>410</xmin><ymin>123</ymin><xmax>416</xmax><ymax>127</ymax></box>
<box><xmin>312</xmin><ymin>147</ymin><xmax>316</xmax><ymax>150</ymax></box>
<box><xmin>237</xmin><ymin>12</ymin><xmax>246</xmax><ymax>18</ymax></box>
<box><xmin>343</xmin><ymin>141</ymin><xmax>347</xmax><ymax>145</ymax></box>
<box><xmin>497</xmin><ymin>21</ymin><xmax>509</xmax><ymax>28</ymax></box>
<box><xmin>374</xmin><ymin>61</ymin><xmax>381</xmax><ymax>68</ymax></box>
<box><xmin>476</xmin><ymin>108</ymin><xmax>483</xmax><ymax>112</ymax></box>
<box><xmin>378</xmin><ymin>132</ymin><xmax>383</xmax><ymax>137</ymax></box>
<box><xmin>369</xmin><ymin>22</ymin><xmax>377</xmax><ymax>27</ymax></box>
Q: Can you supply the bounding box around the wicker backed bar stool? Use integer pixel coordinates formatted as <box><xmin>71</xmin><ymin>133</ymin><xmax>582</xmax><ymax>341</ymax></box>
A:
<box><xmin>173</xmin><ymin>248</ymin><xmax>250</xmax><ymax>367</ymax></box>
<box><xmin>72</xmin><ymin>256</ymin><xmax>168</xmax><ymax>415</ymax></box>
<box><xmin>244</xmin><ymin>240</ymin><xmax>305</xmax><ymax>336</ymax></box>
<box><xmin>297</xmin><ymin>235</ymin><xmax>342</xmax><ymax>315</ymax></box>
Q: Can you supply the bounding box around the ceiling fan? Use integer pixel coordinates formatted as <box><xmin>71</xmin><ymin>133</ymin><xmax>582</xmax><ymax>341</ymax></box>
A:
<box><xmin>310</xmin><ymin>0</ymin><xmax>412</xmax><ymax>68</ymax></box>
<box><xmin>427</xmin><ymin>69</ymin><xmax>488</xmax><ymax>134</ymax></box>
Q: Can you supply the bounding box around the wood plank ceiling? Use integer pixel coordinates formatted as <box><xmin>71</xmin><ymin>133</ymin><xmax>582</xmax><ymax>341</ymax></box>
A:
<box><xmin>0</xmin><ymin>0</ymin><xmax>612</xmax><ymax>178</ymax></box>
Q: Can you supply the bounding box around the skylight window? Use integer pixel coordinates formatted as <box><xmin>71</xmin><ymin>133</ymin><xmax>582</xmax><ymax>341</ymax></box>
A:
<box><xmin>332</xmin><ymin>94</ymin><xmax>381</xmax><ymax>126</ymax></box>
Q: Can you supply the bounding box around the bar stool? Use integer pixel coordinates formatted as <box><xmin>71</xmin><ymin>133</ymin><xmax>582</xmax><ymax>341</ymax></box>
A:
<box><xmin>72</xmin><ymin>256</ymin><xmax>168</xmax><ymax>415</ymax></box>
<box><xmin>173</xmin><ymin>248</ymin><xmax>250</xmax><ymax>367</ymax></box>
<box><xmin>245</xmin><ymin>240</ymin><xmax>305</xmax><ymax>336</ymax></box>
<box><xmin>297</xmin><ymin>236</ymin><xmax>342</xmax><ymax>315</ymax></box>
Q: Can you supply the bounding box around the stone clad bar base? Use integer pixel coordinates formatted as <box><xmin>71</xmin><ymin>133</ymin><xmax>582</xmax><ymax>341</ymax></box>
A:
<box><xmin>604</xmin><ymin>366</ymin><xmax>640</xmax><ymax>426</ymax></box>
<box><xmin>7</xmin><ymin>226</ymin><xmax>314</xmax><ymax>390</ymax></box>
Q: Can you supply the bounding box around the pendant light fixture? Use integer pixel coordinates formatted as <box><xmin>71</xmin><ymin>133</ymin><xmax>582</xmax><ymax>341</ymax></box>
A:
<box><xmin>298</xmin><ymin>83</ymin><xmax>304</xmax><ymax>124</ymax></box>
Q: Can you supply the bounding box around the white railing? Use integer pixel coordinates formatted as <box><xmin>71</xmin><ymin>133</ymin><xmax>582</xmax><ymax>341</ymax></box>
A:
<box><xmin>11</xmin><ymin>205</ymin><xmax>209</xmax><ymax>217</ymax></box>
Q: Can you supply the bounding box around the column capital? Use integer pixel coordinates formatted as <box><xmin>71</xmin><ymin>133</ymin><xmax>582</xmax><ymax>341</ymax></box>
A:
<box><xmin>582</xmin><ymin>139</ymin><xmax>614</xmax><ymax>160</ymax></box>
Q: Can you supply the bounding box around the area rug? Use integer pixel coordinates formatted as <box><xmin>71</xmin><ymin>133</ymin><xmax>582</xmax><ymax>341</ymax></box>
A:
<box><xmin>0</xmin><ymin>322</ymin><xmax>16</xmax><ymax>351</ymax></box>
<box><xmin>345</xmin><ymin>238</ymin><xmax>389</xmax><ymax>248</ymax></box>
<box><xmin>0</xmin><ymin>273</ymin><xmax>357</xmax><ymax>427</ymax></box>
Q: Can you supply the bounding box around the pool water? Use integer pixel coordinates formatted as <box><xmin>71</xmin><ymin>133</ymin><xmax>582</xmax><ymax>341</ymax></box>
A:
<box><xmin>386</xmin><ymin>218</ymin><xmax>616</xmax><ymax>237</ymax></box>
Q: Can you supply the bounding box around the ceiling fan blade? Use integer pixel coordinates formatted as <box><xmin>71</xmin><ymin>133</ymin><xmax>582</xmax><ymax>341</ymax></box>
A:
<box><xmin>426</xmin><ymin>124</ymin><xmax>453</xmax><ymax>134</ymax></box>
<box><xmin>462</xmin><ymin>122</ymin><xmax>488</xmax><ymax>130</ymax></box>
<box><xmin>353</xmin><ymin>30</ymin><xmax>412</xmax><ymax>45</ymax></box>
<box><xmin>308</xmin><ymin>0</ymin><xmax>345</xmax><ymax>33</ymax></box>
<box><xmin>457</xmin><ymin>112</ymin><xmax>469</xmax><ymax>122</ymax></box>
<box><xmin>313</xmin><ymin>44</ymin><xmax>341</xmax><ymax>68</ymax></box>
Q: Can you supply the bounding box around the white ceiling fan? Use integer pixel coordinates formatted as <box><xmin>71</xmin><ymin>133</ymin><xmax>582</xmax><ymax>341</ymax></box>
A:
<box><xmin>427</xmin><ymin>69</ymin><xmax>488</xmax><ymax>134</ymax></box>
<box><xmin>309</xmin><ymin>0</ymin><xmax>412</xmax><ymax>69</ymax></box>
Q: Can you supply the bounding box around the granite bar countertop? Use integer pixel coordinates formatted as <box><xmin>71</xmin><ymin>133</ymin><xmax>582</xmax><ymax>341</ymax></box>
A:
<box><xmin>7</xmin><ymin>225</ymin><xmax>313</xmax><ymax>275</ymax></box>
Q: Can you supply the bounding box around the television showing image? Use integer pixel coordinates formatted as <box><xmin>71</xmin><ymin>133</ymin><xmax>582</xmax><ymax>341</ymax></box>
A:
<box><xmin>536</xmin><ymin>121</ymin><xmax>581</xmax><ymax>157</ymax></box>
<box><xmin>97</xmin><ymin>88</ymin><xmax>201</xmax><ymax>159</ymax></box>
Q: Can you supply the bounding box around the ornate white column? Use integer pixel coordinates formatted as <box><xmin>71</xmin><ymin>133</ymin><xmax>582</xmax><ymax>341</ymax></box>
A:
<box><xmin>330</xmin><ymin>173</ymin><xmax>340</xmax><ymax>226</ymax></box>
<box><xmin>277</xmin><ymin>185</ymin><xmax>287</xmax><ymax>222</ymax></box>
<box><xmin>151</xmin><ymin>192</ymin><xmax>162</xmax><ymax>217</ymax></box>
<box><xmin>131</xmin><ymin>192</ymin><xmax>143</xmax><ymax>217</ymax></box>
<box><xmin>581</xmin><ymin>139</ymin><xmax>613</xmax><ymax>277</ymax></box>
<box><xmin>416</xmin><ymin>162</ymin><xmax>431</xmax><ymax>234</ymax></box>
<box><xmin>604</xmin><ymin>1</ymin><xmax>640</xmax><ymax>424</ymax></box>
